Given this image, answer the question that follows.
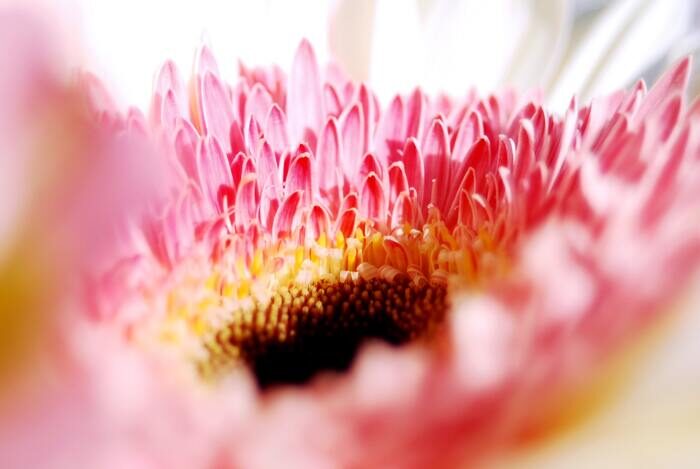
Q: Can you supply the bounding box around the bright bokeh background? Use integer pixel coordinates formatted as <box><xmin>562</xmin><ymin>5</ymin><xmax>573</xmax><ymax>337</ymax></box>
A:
<box><xmin>52</xmin><ymin>0</ymin><xmax>700</xmax><ymax>111</ymax></box>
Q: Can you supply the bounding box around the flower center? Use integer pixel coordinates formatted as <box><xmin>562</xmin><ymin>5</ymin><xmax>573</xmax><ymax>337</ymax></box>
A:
<box><xmin>205</xmin><ymin>276</ymin><xmax>448</xmax><ymax>388</ymax></box>
<box><xmin>140</xmin><ymin>213</ymin><xmax>507</xmax><ymax>390</ymax></box>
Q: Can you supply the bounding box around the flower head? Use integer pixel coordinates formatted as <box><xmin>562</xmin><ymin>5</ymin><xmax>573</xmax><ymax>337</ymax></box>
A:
<box><xmin>5</xmin><ymin>28</ymin><xmax>700</xmax><ymax>468</ymax></box>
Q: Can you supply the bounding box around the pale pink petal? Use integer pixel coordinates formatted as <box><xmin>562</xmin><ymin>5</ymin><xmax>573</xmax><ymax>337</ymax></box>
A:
<box><xmin>264</xmin><ymin>104</ymin><xmax>290</xmax><ymax>154</ymax></box>
<box><xmin>246</xmin><ymin>83</ymin><xmax>274</xmax><ymax>131</ymax></box>
<box><xmin>287</xmin><ymin>39</ymin><xmax>323</xmax><ymax>144</ymax></box>
<box><xmin>317</xmin><ymin>117</ymin><xmax>341</xmax><ymax>192</ymax></box>
<box><xmin>200</xmin><ymin>72</ymin><xmax>234</xmax><ymax>152</ymax></box>
<box><xmin>340</xmin><ymin>102</ymin><xmax>365</xmax><ymax>179</ymax></box>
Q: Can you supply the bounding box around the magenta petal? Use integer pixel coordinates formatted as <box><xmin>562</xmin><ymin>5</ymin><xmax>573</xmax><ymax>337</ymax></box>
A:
<box><xmin>272</xmin><ymin>190</ymin><xmax>303</xmax><ymax>240</ymax></box>
<box><xmin>234</xmin><ymin>175</ymin><xmax>259</xmax><ymax>232</ymax></box>
<box><xmin>285</xmin><ymin>152</ymin><xmax>315</xmax><ymax>206</ymax></box>
<box><xmin>447</xmin><ymin>137</ymin><xmax>490</xmax><ymax>210</ymax></box>
<box><xmin>360</xmin><ymin>172</ymin><xmax>386</xmax><ymax>220</ymax></box>
<box><xmin>358</xmin><ymin>152</ymin><xmax>383</xmax><ymax>182</ymax></box>
<box><xmin>307</xmin><ymin>204</ymin><xmax>331</xmax><ymax>241</ymax></box>
<box><xmin>335</xmin><ymin>207</ymin><xmax>358</xmax><ymax>237</ymax></box>
<box><xmin>402</xmin><ymin>138</ymin><xmax>424</xmax><ymax>205</ymax></box>
<box><xmin>421</xmin><ymin>118</ymin><xmax>451</xmax><ymax>211</ymax></box>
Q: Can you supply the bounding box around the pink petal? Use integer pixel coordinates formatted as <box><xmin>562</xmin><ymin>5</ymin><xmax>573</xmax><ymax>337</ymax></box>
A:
<box><xmin>272</xmin><ymin>190</ymin><xmax>303</xmax><ymax>240</ymax></box>
<box><xmin>151</xmin><ymin>60</ymin><xmax>186</xmax><ymax>128</ymax></box>
<box><xmin>174</xmin><ymin>121</ymin><xmax>200</xmax><ymax>181</ymax></box>
<box><xmin>307</xmin><ymin>204</ymin><xmax>331</xmax><ymax>241</ymax></box>
<box><xmin>246</xmin><ymin>83</ymin><xmax>274</xmax><ymax>132</ymax></box>
<box><xmin>154</xmin><ymin>60</ymin><xmax>185</xmax><ymax>100</ymax></box>
<box><xmin>264</xmin><ymin>104</ymin><xmax>290</xmax><ymax>154</ymax></box>
<box><xmin>531</xmin><ymin>107</ymin><xmax>548</xmax><ymax>158</ymax></box>
<box><xmin>402</xmin><ymin>138</ymin><xmax>424</xmax><ymax>205</ymax></box>
<box><xmin>317</xmin><ymin>117</ymin><xmax>341</xmax><ymax>192</ymax></box>
<box><xmin>374</xmin><ymin>95</ymin><xmax>405</xmax><ymax>166</ymax></box>
<box><xmin>229</xmin><ymin>120</ymin><xmax>246</xmax><ymax>156</ymax></box>
<box><xmin>323</xmin><ymin>83</ymin><xmax>343</xmax><ymax>117</ymax></box>
<box><xmin>647</xmin><ymin>125</ymin><xmax>691</xmax><ymax>218</ymax></box>
<box><xmin>654</xmin><ymin>93</ymin><xmax>683</xmax><ymax>142</ymax></box>
<box><xmin>194</xmin><ymin>44</ymin><xmax>220</xmax><ymax>78</ymax></box>
<box><xmin>340</xmin><ymin>192</ymin><xmax>359</xmax><ymax>212</ymax></box>
<box><xmin>340</xmin><ymin>103</ymin><xmax>365</xmax><ymax>179</ymax></box>
<box><xmin>287</xmin><ymin>39</ymin><xmax>323</xmax><ymax>144</ymax></box>
<box><xmin>357</xmin><ymin>84</ymin><xmax>373</xmax><ymax>155</ymax></box>
<box><xmin>197</xmin><ymin>136</ymin><xmax>233</xmax><ymax>211</ymax></box>
<box><xmin>451</xmin><ymin>111</ymin><xmax>483</xmax><ymax>164</ymax></box>
<box><xmin>229</xmin><ymin>151</ymin><xmax>246</xmax><ymax>192</ymax></box>
<box><xmin>360</xmin><ymin>172</ymin><xmax>386</xmax><ymax>220</ymax></box>
<box><xmin>201</xmin><ymin>72</ymin><xmax>234</xmax><ymax>153</ymax></box>
<box><xmin>160</xmin><ymin>90</ymin><xmax>181</xmax><ymax>132</ymax></box>
<box><xmin>286</xmin><ymin>153</ymin><xmax>315</xmax><ymax>206</ymax></box>
<box><xmin>231</xmin><ymin>80</ymin><xmax>249</xmax><ymax>126</ymax></box>
<box><xmin>448</xmin><ymin>137</ymin><xmax>490</xmax><ymax>204</ymax></box>
<box><xmin>244</xmin><ymin>116</ymin><xmax>262</xmax><ymax>154</ymax></box>
<box><xmin>635</xmin><ymin>57</ymin><xmax>691</xmax><ymax>124</ymax></box>
<box><xmin>234</xmin><ymin>175</ymin><xmax>259</xmax><ymax>232</ymax></box>
<box><xmin>256</xmin><ymin>140</ymin><xmax>281</xmax><ymax>191</ymax></box>
<box><xmin>421</xmin><ymin>118</ymin><xmax>451</xmax><ymax>211</ymax></box>
<box><xmin>336</xmin><ymin>207</ymin><xmax>358</xmax><ymax>237</ymax></box>
<box><xmin>391</xmin><ymin>191</ymin><xmax>416</xmax><ymax>227</ymax></box>
<box><xmin>358</xmin><ymin>152</ymin><xmax>384</xmax><ymax>182</ymax></box>
<box><xmin>457</xmin><ymin>189</ymin><xmax>477</xmax><ymax>227</ymax></box>
<box><xmin>387</xmin><ymin>162</ymin><xmax>409</xmax><ymax>206</ymax></box>
<box><xmin>547</xmin><ymin>105</ymin><xmax>577</xmax><ymax>193</ymax></box>
<box><xmin>514</xmin><ymin>119</ymin><xmax>535</xmax><ymax>182</ymax></box>
<box><xmin>405</xmin><ymin>88</ymin><xmax>426</xmax><ymax>140</ymax></box>
<box><xmin>259</xmin><ymin>184</ymin><xmax>280</xmax><ymax>232</ymax></box>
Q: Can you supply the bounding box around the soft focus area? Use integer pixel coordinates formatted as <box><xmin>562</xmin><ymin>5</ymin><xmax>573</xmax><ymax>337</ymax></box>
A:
<box><xmin>2</xmin><ymin>1</ymin><xmax>700</xmax><ymax>468</ymax></box>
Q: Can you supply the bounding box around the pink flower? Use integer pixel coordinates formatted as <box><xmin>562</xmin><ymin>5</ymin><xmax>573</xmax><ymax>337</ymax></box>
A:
<box><xmin>3</xmin><ymin>26</ymin><xmax>700</xmax><ymax>469</ymax></box>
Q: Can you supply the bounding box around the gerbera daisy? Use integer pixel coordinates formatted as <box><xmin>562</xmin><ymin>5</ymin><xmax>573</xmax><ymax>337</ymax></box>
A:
<box><xmin>81</xmin><ymin>38</ymin><xmax>700</xmax><ymax>466</ymax></box>
<box><xmin>2</xmin><ymin>3</ymin><xmax>700</xmax><ymax>468</ymax></box>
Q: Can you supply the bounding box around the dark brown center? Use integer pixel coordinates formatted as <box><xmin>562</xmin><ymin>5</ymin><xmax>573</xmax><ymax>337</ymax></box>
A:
<box><xmin>204</xmin><ymin>276</ymin><xmax>449</xmax><ymax>389</ymax></box>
